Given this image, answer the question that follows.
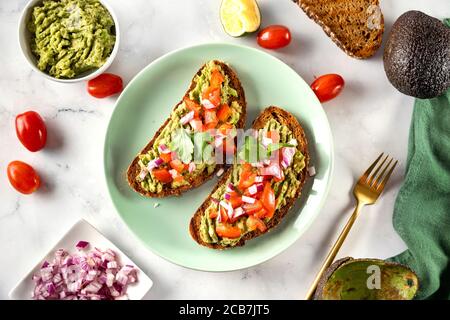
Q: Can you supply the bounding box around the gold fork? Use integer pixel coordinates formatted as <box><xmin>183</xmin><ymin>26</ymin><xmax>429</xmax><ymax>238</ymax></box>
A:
<box><xmin>305</xmin><ymin>153</ymin><xmax>398</xmax><ymax>300</ymax></box>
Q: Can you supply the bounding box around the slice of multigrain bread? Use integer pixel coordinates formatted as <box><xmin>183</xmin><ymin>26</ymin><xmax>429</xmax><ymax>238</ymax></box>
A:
<box><xmin>292</xmin><ymin>0</ymin><xmax>384</xmax><ymax>59</ymax></box>
<box><xmin>127</xmin><ymin>61</ymin><xmax>247</xmax><ymax>198</ymax></box>
<box><xmin>189</xmin><ymin>106</ymin><xmax>310</xmax><ymax>249</ymax></box>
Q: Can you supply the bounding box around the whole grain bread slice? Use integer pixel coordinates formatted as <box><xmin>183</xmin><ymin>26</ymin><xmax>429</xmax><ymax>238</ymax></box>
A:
<box><xmin>127</xmin><ymin>60</ymin><xmax>246</xmax><ymax>198</ymax></box>
<box><xmin>292</xmin><ymin>0</ymin><xmax>384</xmax><ymax>59</ymax></box>
<box><xmin>190</xmin><ymin>106</ymin><xmax>310</xmax><ymax>249</ymax></box>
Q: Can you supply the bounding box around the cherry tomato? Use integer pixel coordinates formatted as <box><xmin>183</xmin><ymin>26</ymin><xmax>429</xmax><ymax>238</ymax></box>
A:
<box><xmin>257</xmin><ymin>25</ymin><xmax>291</xmax><ymax>49</ymax></box>
<box><xmin>261</xmin><ymin>183</ymin><xmax>276</xmax><ymax>218</ymax></box>
<box><xmin>246</xmin><ymin>215</ymin><xmax>267</xmax><ymax>232</ymax></box>
<box><xmin>7</xmin><ymin>161</ymin><xmax>41</xmax><ymax>194</ymax></box>
<box><xmin>152</xmin><ymin>168</ymin><xmax>173</xmax><ymax>183</ymax></box>
<box><xmin>15</xmin><ymin>111</ymin><xmax>47</xmax><ymax>152</ymax></box>
<box><xmin>87</xmin><ymin>73</ymin><xmax>123</xmax><ymax>98</ymax></box>
<box><xmin>216</xmin><ymin>224</ymin><xmax>241</xmax><ymax>238</ymax></box>
<box><xmin>239</xmin><ymin>171</ymin><xmax>256</xmax><ymax>190</ymax></box>
<box><xmin>310</xmin><ymin>74</ymin><xmax>345</xmax><ymax>103</ymax></box>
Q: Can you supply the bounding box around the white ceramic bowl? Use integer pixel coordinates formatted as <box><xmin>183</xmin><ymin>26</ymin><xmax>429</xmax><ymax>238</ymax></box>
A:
<box><xmin>18</xmin><ymin>0</ymin><xmax>120</xmax><ymax>83</ymax></box>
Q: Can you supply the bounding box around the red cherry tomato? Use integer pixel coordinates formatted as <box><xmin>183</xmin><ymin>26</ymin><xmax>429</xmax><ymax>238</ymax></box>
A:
<box><xmin>87</xmin><ymin>73</ymin><xmax>123</xmax><ymax>98</ymax></box>
<box><xmin>7</xmin><ymin>161</ymin><xmax>41</xmax><ymax>194</ymax></box>
<box><xmin>257</xmin><ymin>25</ymin><xmax>291</xmax><ymax>49</ymax></box>
<box><xmin>152</xmin><ymin>168</ymin><xmax>173</xmax><ymax>184</ymax></box>
<box><xmin>310</xmin><ymin>74</ymin><xmax>345</xmax><ymax>103</ymax></box>
<box><xmin>15</xmin><ymin>111</ymin><xmax>47</xmax><ymax>152</ymax></box>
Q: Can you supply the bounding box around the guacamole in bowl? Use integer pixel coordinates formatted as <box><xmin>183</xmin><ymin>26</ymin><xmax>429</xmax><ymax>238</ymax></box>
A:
<box><xmin>26</xmin><ymin>0</ymin><xmax>116</xmax><ymax>79</ymax></box>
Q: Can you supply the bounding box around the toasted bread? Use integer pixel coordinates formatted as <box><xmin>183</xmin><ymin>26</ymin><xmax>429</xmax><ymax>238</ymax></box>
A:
<box><xmin>292</xmin><ymin>0</ymin><xmax>384</xmax><ymax>59</ymax></box>
<box><xmin>190</xmin><ymin>106</ymin><xmax>310</xmax><ymax>249</ymax></box>
<box><xmin>127</xmin><ymin>61</ymin><xmax>246</xmax><ymax>198</ymax></box>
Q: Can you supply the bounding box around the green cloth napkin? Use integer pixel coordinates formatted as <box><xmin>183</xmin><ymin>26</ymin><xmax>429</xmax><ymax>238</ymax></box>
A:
<box><xmin>389</xmin><ymin>86</ymin><xmax>450</xmax><ymax>299</ymax></box>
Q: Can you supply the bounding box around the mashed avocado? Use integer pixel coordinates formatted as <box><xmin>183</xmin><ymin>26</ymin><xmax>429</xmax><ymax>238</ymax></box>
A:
<box><xmin>199</xmin><ymin>119</ymin><xmax>306</xmax><ymax>247</ymax></box>
<box><xmin>28</xmin><ymin>0</ymin><xmax>116</xmax><ymax>78</ymax></box>
<box><xmin>137</xmin><ymin>61</ymin><xmax>243</xmax><ymax>193</ymax></box>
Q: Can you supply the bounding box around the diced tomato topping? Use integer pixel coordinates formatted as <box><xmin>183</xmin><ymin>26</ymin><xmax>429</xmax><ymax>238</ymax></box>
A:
<box><xmin>202</xmin><ymin>87</ymin><xmax>221</xmax><ymax>107</ymax></box>
<box><xmin>242</xmin><ymin>163</ymin><xmax>253</xmax><ymax>173</ymax></box>
<box><xmin>216</xmin><ymin>223</ymin><xmax>241</xmax><ymax>238</ymax></box>
<box><xmin>228</xmin><ymin>194</ymin><xmax>243</xmax><ymax>209</ymax></box>
<box><xmin>204</xmin><ymin>109</ymin><xmax>218</xmax><ymax>127</ymax></box>
<box><xmin>210</xmin><ymin>70</ymin><xmax>225</xmax><ymax>88</ymax></box>
<box><xmin>160</xmin><ymin>152</ymin><xmax>172</xmax><ymax>163</ymax></box>
<box><xmin>246</xmin><ymin>216</ymin><xmax>267</xmax><ymax>232</ymax></box>
<box><xmin>184</xmin><ymin>97</ymin><xmax>202</xmax><ymax>117</ymax></box>
<box><xmin>261</xmin><ymin>183</ymin><xmax>276</xmax><ymax>218</ymax></box>
<box><xmin>174</xmin><ymin>175</ymin><xmax>185</xmax><ymax>184</ymax></box>
<box><xmin>152</xmin><ymin>168</ymin><xmax>173</xmax><ymax>183</ymax></box>
<box><xmin>254</xmin><ymin>208</ymin><xmax>268</xmax><ymax>219</ymax></box>
<box><xmin>239</xmin><ymin>171</ymin><xmax>257</xmax><ymax>190</ymax></box>
<box><xmin>217</xmin><ymin>104</ymin><xmax>231</xmax><ymax>122</ymax></box>
<box><xmin>209</xmin><ymin>208</ymin><xmax>218</xmax><ymax>219</ymax></box>
<box><xmin>170</xmin><ymin>159</ymin><xmax>185</xmax><ymax>173</ymax></box>
<box><xmin>243</xmin><ymin>200</ymin><xmax>264</xmax><ymax>215</ymax></box>
<box><xmin>220</xmin><ymin>206</ymin><xmax>229</xmax><ymax>223</ymax></box>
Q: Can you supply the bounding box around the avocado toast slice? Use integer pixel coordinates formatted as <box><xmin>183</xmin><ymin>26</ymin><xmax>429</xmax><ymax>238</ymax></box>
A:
<box><xmin>190</xmin><ymin>106</ymin><xmax>309</xmax><ymax>249</ymax></box>
<box><xmin>127</xmin><ymin>60</ymin><xmax>247</xmax><ymax>197</ymax></box>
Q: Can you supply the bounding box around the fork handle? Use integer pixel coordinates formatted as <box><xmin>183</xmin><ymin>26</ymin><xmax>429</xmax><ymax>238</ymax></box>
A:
<box><xmin>305</xmin><ymin>201</ymin><xmax>365</xmax><ymax>300</ymax></box>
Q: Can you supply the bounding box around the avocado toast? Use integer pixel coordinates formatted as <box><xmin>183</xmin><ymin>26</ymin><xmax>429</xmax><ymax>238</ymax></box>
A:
<box><xmin>127</xmin><ymin>60</ymin><xmax>246</xmax><ymax>197</ymax></box>
<box><xmin>190</xmin><ymin>106</ymin><xmax>309</xmax><ymax>248</ymax></box>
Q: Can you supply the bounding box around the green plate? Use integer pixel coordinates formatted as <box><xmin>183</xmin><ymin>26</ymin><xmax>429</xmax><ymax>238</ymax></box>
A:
<box><xmin>104</xmin><ymin>43</ymin><xmax>334</xmax><ymax>271</ymax></box>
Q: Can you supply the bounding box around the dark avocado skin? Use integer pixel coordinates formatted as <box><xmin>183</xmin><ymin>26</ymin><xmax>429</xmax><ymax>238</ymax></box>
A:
<box><xmin>383</xmin><ymin>11</ymin><xmax>450</xmax><ymax>99</ymax></box>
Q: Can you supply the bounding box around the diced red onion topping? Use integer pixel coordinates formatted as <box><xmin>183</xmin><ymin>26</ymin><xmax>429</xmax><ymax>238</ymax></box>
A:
<box><xmin>242</xmin><ymin>195</ymin><xmax>256</xmax><ymax>204</ymax></box>
<box><xmin>260</xmin><ymin>163</ymin><xmax>282</xmax><ymax>179</ymax></box>
<box><xmin>226</xmin><ymin>183</ymin><xmax>234</xmax><ymax>193</ymax></box>
<box><xmin>254</xmin><ymin>176</ymin><xmax>263</xmax><ymax>183</ymax></box>
<box><xmin>189</xmin><ymin>119</ymin><xmax>203</xmax><ymax>132</ymax></box>
<box><xmin>188</xmin><ymin>162</ymin><xmax>196</xmax><ymax>173</ymax></box>
<box><xmin>169</xmin><ymin>169</ymin><xmax>179</xmax><ymax>179</ymax></box>
<box><xmin>308</xmin><ymin>166</ymin><xmax>316</xmax><ymax>177</ymax></box>
<box><xmin>31</xmin><ymin>242</ymin><xmax>138</xmax><ymax>300</ymax></box>
<box><xmin>180</xmin><ymin>111</ymin><xmax>195</xmax><ymax>125</ymax></box>
<box><xmin>211</xmin><ymin>197</ymin><xmax>219</xmax><ymax>204</ymax></box>
<box><xmin>216</xmin><ymin>168</ymin><xmax>224</xmax><ymax>177</ymax></box>
<box><xmin>248</xmin><ymin>184</ymin><xmax>258</xmax><ymax>195</ymax></box>
<box><xmin>233</xmin><ymin>207</ymin><xmax>246</xmax><ymax>219</ymax></box>
<box><xmin>147</xmin><ymin>157</ymin><xmax>164</xmax><ymax>171</ymax></box>
<box><xmin>138</xmin><ymin>168</ymin><xmax>148</xmax><ymax>180</ymax></box>
<box><xmin>201</xmin><ymin>99</ymin><xmax>216</xmax><ymax>109</ymax></box>
<box><xmin>157</xmin><ymin>144</ymin><xmax>171</xmax><ymax>154</ymax></box>
<box><xmin>281</xmin><ymin>147</ymin><xmax>296</xmax><ymax>168</ymax></box>
<box><xmin>219</xmin><ymin>200</ymin><xmax>233</xmax><ymax>218</ymax></box>
<box><xmin>288</xmin><ymin>138</ymin><xmax>298</xmax><ymax>146</ymax></box>
<box><xmin>261</xmin><ymin>137</ymin><xmax>273</xmax><ymax>148</ymax></box>
<box><xmin>224</xmin><ymin>193</ymin><xmax>231</xmax><ymax>201</ymax></box>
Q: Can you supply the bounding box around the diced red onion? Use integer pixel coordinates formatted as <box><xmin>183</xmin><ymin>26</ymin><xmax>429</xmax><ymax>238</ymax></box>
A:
<box><xmin>158</xmin><ymin>144</ymin><xmax>171</xmax><ymax>154</ymax></box>
<box><xmin>75</xmin><ymin>241</ymin><xmax>89</xmax><ymax>250</ymax></box>
<box><xmin>180</xmin><ymin>111</ymin><xmax>195</xmax><ymax>125</ymax></box>
<box><xmin>169</xmin><ymin>169</ymin><xmax>179</xmax><ymax>179</ymax></box>
<box><xmin>210</xmin><ymin>198</ymin><xmax>219</xmax><ymax>204</ymax></box>
<box><xmin>308</xmin><ymin>166</ymin><xmax>316</xmax><ymax>177</ymax></box>
<box><xmin>138</xmin><ymin>168</ymin><xmax>148</xmax><ymax>180</ymax></box>
<box><xmin>31</xmin><ymin>242</ymin><xmax>138</xmax><ymax>300</ymax></box>
<box><xmin>147</xmin><ymin>157</ymin><xmax>164</xmax><ymax>171</ymax></box>
<box><xmin>189</xmin><ymin>119</ymin><xmax>203</xmax><ymax>132</ymax></box>
<box><xmin>226</xmin><ymin>183</ymin><xmax>234</xmax><ymax>193</ymax></box>
<box><xmin>256</xmin><ymin>183</ymin><xmax>264</xmax><ymax>192</ymax></box>
<box><xmin>201</xmin><ymin>99</ymin><xmax>216</xmax><ymax>109</ymax></box>
<box><xmin>288</xmin><ymin>138</ymin><xmax>298</xmax><ymax>146</ymax></box>
<box><xmin>248</xmin><ymin>184</ymin><xmax>257</xmax><ymax>195</ymax></box>
<box><xmin>242</xmin><ymin>196</ymin><xmax>256</xmax><ymax>204</ymax></box>
<box><xmin>261</xmin><ymin>136</ymin><xmax>273</xmax><ymax>148</ymax></box>
<box><xmin>224</xmin><ymin>193</ymin><xmax>231</xmax><ymax>200</ymax></box>
<box><xmin>233</xmin><ymin>207</ymin><xmax>246</xmax><ymax>219</ymax></box>
<box><xmin>260</xmin><ymin>163</ymin><xmax>282</xmax><ymax>179</ymax></box>
<box><xmin>216</xmin><ymin>168</ymin><xmax>224</xmax><ymax>177</ymax></box>
<box><xmin>254</xmin><ymin>176</ymin><xmax>263</xmax><ymax>183</ymax></box>
<box><xmin>188</xmin><ymin>162</ymin><xmax>196</xmax><ymax>173</ymax></box>
<box><xmin>281</xmin><ymin>147</ymin><xmax>296</xmax><ymax>168</ymax></box>
<box><xmin>219</xmin><ymin>200</ymin><xmax>233</xmax><ymax>218</ymax></box>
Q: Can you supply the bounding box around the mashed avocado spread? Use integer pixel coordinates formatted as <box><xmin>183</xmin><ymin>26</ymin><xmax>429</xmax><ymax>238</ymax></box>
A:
<box><xmin>199</xmin><ymin>119</ymin><xmax>306</xmax><ymax>247</ymax></box>
<box><xmin>28</xmin><ymin>0</ymin><xmax>116</xmax><ymax>78</ymax></box>
<box><xmin>137</xmin><ymin>61</ymin><xmax>242</xmax><ymax>193</ymax></box>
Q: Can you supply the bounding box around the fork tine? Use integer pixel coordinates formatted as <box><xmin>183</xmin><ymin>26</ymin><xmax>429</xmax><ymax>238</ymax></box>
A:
<box><xmin>373</xmin><ymin>157</ymin><xmax>393</xmax><ymax>187</ymax></box>
<box><xmin>367</xmin><ymin>154</ymin><xmax>389</xmax><ymax>186</ymax></box>
<box><xmin>359</xmin><ymin>153</ymin><xmax>384</xmax><ymax>183</ymax></box>
<box><xmin>376</xmin><ymin>159</ymin><xmax>398</xmax><ymax>191</ymax></box>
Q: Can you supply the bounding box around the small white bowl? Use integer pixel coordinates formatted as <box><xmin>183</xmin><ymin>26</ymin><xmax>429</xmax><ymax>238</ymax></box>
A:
<box><xmin>18</xmin><ymin>0</ymin><xmax>120</xmax><ymax>83</ymax></box>
<box><xmin>8</xmin><ymin>219</ymin><xmax>153</xmax><ymax>300</ymax></box>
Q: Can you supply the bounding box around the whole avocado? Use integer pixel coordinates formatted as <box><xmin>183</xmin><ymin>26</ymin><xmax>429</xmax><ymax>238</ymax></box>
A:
<box><xmin>383</xmin><ymin>11</ymin><xmax>450</xmax><ymax>99</ymax></box>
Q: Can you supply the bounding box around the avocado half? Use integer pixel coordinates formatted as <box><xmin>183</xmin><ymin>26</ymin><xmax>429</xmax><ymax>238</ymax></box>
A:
<box><xmin>314</xmin><ymin>257</ymin><xmax>419</xmax><ymax>300</ymax></box>
<box><xmin>383</xmin><ymin>11</ymin><xmax>450</xmax><ymax>99</ymax></box>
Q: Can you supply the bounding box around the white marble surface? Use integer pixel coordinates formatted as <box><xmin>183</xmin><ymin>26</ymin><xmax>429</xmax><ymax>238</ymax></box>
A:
<box><xmin>1</xmin><ymin>0</ymin><xmax>449</xmax><ymax>300</ymax></box>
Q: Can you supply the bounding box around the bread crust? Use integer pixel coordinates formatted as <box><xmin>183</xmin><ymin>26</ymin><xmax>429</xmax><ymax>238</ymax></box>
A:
<box><xmin>292</xmin><ymin>0</ymin><xmax>384</xmax><ymax>59</ymax></box>
<box><xmin>190</xmin><ymin>106</ymin><xmax>310</xmax><ymax>249</ymax></box>
<box><xmin>126</xmin><ymin>61</ymin><xmax>247</xmax><ymax>198</ymax></box>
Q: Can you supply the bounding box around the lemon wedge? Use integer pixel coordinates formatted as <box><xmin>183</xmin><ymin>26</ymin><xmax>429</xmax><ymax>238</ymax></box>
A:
<box><xmin>220</xmin><ymin>0</ymin><xmax>261</xmax><ymax>37</ymax></box>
